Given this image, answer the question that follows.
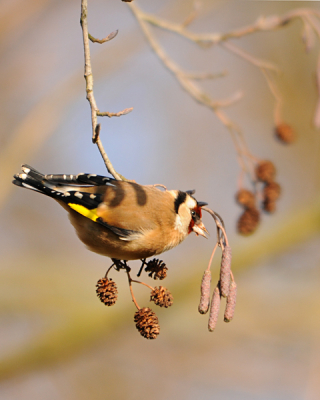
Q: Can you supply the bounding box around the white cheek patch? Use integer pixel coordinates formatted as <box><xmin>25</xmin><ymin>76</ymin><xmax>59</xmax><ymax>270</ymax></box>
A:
<box><xmin>185</xmin><ymin>195</ymin><xmax>197</xmax><ymax>210</ymax></box>
<box><xmin>174</xmin><ymin>214</ymin><xmax>184</xmax><ymax>233</ymax></box>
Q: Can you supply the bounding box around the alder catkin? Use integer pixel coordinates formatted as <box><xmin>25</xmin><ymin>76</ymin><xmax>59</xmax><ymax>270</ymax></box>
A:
<box><xmin>224</xmin><ymin>281</ymin><xmax>237</xmax><ymax>322</ymax></box>
<box><xmin>220</xmin><ymin>246</ymin><xmax>232</xmax><ymax>297</ymax></box>
<box><xmin>208</xmin><ymin>286</ymin><xmax>221</xmax><ymax>332</ymax></box>
<box><xmin>198</xmin><ymin>270</ymin><xmax>211</xmax><ymax>314</ymax></box>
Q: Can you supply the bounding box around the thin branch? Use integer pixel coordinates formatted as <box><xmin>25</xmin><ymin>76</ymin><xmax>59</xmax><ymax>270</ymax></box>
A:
<box><xmin>80</xmin><ymin>0</ymin><xmax>130</xmax><ymax>181</ymax></box>
<box><xmin>126</xmin><ymin>269</ymin><xmax>140</xmax><ymax>310</ymax></box>
<box><xmin>181</xmin><ymin>70</ymin><xmax>228</xmax><ymax>80</ymax></box>
<box><xmin>127</xmin><ymin>2</ymin><xmax>262</xmax><ymax>183</ymax></box>
<box><xmin>97</xmin><ymin>107</ymin><xmax>133</xmax><ymax>117</ymax></box>
<box><xmin>127</xmin><ymin>2</ymin><xmax>320</xmax><ymax>191</ymax></box>
<box><xmin>220</xmin><ymin>41</ymin><xmax>279</xmax><ymax>72</ymax></box>
<box><xmin>88</xmin><ymin>29</ymin><xmax>118</xmax><ymax>44</ymax></box>
<box><xmin>131</xmin><ymin>7</ymin><xmax>320</xmax><ymax>47</ymax></box>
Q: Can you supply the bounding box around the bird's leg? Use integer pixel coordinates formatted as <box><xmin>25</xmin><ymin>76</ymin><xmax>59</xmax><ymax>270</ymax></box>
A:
<box><xmin>112</xmin><ymin>258</ymin><xmax>131</xmax><ymax>272</ymax></box>
<box><xmin>137</xmin><ymin>259</ymin><xmax>147</xmax><ymax>277</ymax></box>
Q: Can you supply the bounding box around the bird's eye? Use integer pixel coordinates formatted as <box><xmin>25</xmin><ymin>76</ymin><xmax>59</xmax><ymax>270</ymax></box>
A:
<box><xmin>191</xmin><ymin>210</ymin><xmax>196</xmax><ymax>217</ymax></box>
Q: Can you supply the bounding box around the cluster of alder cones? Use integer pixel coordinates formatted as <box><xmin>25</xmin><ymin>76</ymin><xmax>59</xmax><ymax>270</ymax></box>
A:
<box><xmin>96</xmin><ymin>258</ymin><xmax>172</xmax><ymax>339</ymax></box>
<box><xmin>237</xmin><ymin>160</ymin><xmax>282</xmax><ymax>235</ymax></box>
<box><xmin>236</xmin><ymin>122</ymin><xmax>295</xmax><ymax>235</ymax></box>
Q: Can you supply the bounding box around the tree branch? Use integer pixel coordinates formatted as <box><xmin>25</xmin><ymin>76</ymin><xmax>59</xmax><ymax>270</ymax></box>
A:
<box><xmin>80</xmin><ymin>0</ymin><xmax>132</xmax><ymax>180</ymax></box>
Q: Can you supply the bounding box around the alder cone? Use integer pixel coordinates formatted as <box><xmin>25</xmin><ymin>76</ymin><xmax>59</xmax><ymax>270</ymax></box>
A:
<box><xmin>237</xmin><ymin>208</ymin><xmax>260</xmax><ymax>235</ymax></box>
<box><xmin>275</xmin><ymin>123</ymin><xmax>295</xmax><ymax>144</ymax></box>
<box><xmin>256</xmin><ymin>161</ymin><xmax>276</xmax><ymax>183</ymax></box>
<box><xmin>235</xmin><ymin>189</ymin><xmax>256</xmax><ymax>209</ymax></box>
<box><xmin>134</xmin><ymin>307</ymin><xmax>160</xmax><ymax>339</ymax></box>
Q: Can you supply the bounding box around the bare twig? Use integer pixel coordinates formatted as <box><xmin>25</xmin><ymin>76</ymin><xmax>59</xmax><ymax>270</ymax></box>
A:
<box><xmin>129</xmin><ymin>7</ymin><xmax>320</xmax><ymax>46</ymax></box>
<box><xmin>127</xmin><ymin>1</ymin><xmax>263</xmax><ymax>185</ymax></box>
<box><xmin>97</xmin><ymin>107</ymin><xmax>133</xmax><ymax>117</ymax></box>
<box><xmin>127</xmin><ymin>2</ymin><xmax>320</xmax><ymax>202</ymax></box>
<box><xmin>126</xmin><ymin>268</ymin><xmax>140</xmax><ymax>310</ymax></box>
<box><xmin>88</xmin><ymin>30</ymin><xmax>118</xmax><ymax>44</ymax></box>
<box><xmin>314</xmin><ymin>54</ymin><xmax>320</xmax><ymax>129</ymax></box>
<box><xmin>181</xmin><ymin>0</ymin><xmax>201</xmax><ymax>28</ymax></box>
<box><xmin>220</xmin><ymin>41</ymin><xmax>279</xmax><ymax>72</ymax></box>
<box><xmin>80</xmin><ymin>0</ymin><xmax>130</xmax><ymax>180</ymax></box>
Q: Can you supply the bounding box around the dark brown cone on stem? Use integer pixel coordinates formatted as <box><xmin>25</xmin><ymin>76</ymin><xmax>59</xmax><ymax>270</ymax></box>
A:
<box><xmin>150</xmin><ymin>286</ymin><xmax>173</xmax><ymax>308</ymax></box>
<box><xmin>256</xmin><ymin>160</ymin><xmax>276</xmax><ymax>183</ymax></box>
<box><xmin>235</xmin><ymin>189</ymin><xmax>256</xmax><ymax>209</ymax></box>
<box><xmin>145</xmin><ymin>259</ymin><xmax>168</xmax><ymax>280</ymax></box>
<box><xmin>262</xmin><ymin>199</ymin><xmax>277</xmax><ymax>213</ymax></box>
<box><xmin>237</xmin><ymin>208</ymin><xmax>260</xmax><ymax>235</ymax></box>
<box><xmin>208</xmin><ymin>286</ymin><xmax>221</xmax><ymax>332</ymax></box>
<box><xmin>275</xmin><ymin>123</ymin><xmax>295</xmax><ymax>144</ymax></box>
<box><xmin>198</xmin><ymin>270</ymin><xmax>211</xmax><ymax>314</ymax></box>
<box><xmin>96</xmin><ymin>277</ymin><xmax>118</xmax><ymax>306</ymax></box>
<box><xmin>134</xmin><ymin>307</ymin><xmax>160</xmax><ymax>339</ymax></box>
<box><xmin>224</xmin><ymin>281</ymin><xmax>237</xmax><ymax>322</ymax></box>
<box><xmin>220</xmin><ymin>246</ymin><xmax>232</xmax><ymax>297</ymax></box>
<box><xmin>263</xmin><ymin>182</ymin><xmax>281</xmax><ymax>202</ymax></box>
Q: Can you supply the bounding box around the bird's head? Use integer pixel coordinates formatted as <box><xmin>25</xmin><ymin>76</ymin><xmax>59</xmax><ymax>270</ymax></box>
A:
<box><xmin>173</xmin><ymin>189</ymin><xmax>208</xmax><ymax>238</ymax></box>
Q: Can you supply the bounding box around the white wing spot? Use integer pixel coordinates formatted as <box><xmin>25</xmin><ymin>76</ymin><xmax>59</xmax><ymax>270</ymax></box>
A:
<box><xmin>20</xmin><ymin>173</ymin><xmax>27</xmax><ymax>180</ymax></box>
<box><xmin>63</xmin><ymin>175</ymin><xmax>67</xmax><ymax>180</ymax></box>
<box><xmin>22</xmin><ymin>183</ymin><xmax>39</xmax><ymax>191</ymax></box>
<box><xmin>90</xmin><ymin>194</ymin><xmax>96</xmax><ymax>199</ymax></box>
<box><xmin>74</xmin><ymin>192</ymin><xmax>83</xmax><ymax>199</ymax></box>
<box><xmin>65</xmin><ymin>192</ymin><xmax>71</xmax><ymax>197</ymax></box>
<box><xmin>22</xmin><ymin>167</ymin><xmax>30</xmax><ymax>174</ymax></box>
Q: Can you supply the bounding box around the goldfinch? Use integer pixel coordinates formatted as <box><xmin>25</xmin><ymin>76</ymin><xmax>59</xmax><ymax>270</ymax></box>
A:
<box><xmin>13</xmin><ymin>165</ymin><xmax>208</xmax><ymax>261</ymax></box>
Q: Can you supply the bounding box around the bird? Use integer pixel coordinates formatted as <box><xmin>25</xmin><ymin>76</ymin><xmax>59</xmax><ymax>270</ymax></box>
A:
<box><xmin>13</xmin><ymin>165</ymin><xmax>209</xmax><ymax>261</ymax></box>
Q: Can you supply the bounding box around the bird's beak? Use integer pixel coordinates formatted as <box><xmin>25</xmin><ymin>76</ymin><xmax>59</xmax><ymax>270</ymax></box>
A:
<box><xmin>192</xmin><ymin>222</ymin><xmax>209</xmax><ymax>238</ymax></box>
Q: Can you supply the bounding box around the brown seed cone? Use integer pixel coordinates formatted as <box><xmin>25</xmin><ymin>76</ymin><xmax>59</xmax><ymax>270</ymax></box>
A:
<box><xmin>208</xmin><ymin>286</ymin><xmax>221</xmax><ymax>332</ymax></box>
<box><xmin>96</xmin><ymin>278</ymin><xmax>118</xmax><ymax>306</ymax></box>
<box><xmin>145</xmin><ymin>259</ymin><xmax>168</xmax><ymax>280</ymax></box>
<box><xmin>263</xmin><ymin>182</ymin><xmax>281</xmax><ymax>202</ymax></box>
<box><xmin>134</xmin><ymin>307</ymin><xmax>160</xmax><ymax>339</ymax></box>
<box><xmin>220</xmin><ymin>246</ymin><xmax>232</xmax><ymax>298</ymax></box>
<box><xmin>150</xmin><ymin>286</ymin><xmax>173</xmax><ymax>308</ymax></box>
<box><xmin>255</xmin><ymin>160</ymin><xmax>276</xmax><ymax>183</ymax></box>
<box><xmin>198</xmin><ymin>270</ymin><xmax>211</xmax><ymax>314</ymax></box>
<box><xmin>237</xmin><ymin>208</ymin><xmax>260</xmax><ymax>235</ymax></box>
<box><xmin>224</xmin><ymin>281</ymin><xmax>237</xmax><ymax>322</ymax></box>
<box><xmin>235</xmin><ymin>189</ymin><xmax>256</xmax><ymax>209</ymax></box>
<box><xmin>275</xmin><ymin>123</ymin><xmax>295</xmax><ymax>144</ymax></box>
<box><xmin>262</xmin><ymin>199</ymin><xmax>277</xmax><ymax>213</ymax></box>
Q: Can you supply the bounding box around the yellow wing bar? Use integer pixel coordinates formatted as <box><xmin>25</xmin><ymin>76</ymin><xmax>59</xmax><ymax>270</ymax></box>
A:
<box><xmin>68</xmin><ymin>203</ymin><xmax>99</xmax><ymax>223</ymax></box>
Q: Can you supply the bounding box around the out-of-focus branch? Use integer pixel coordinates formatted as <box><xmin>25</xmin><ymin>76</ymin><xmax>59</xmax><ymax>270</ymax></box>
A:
<box><xmin>128</xmin><ymin>2</ymin><xmax>256</xmax><ymax>183</ymax></box>
<box><xmin>131</xmin><ymin>7</ymin><xmax>320</xmax><ymax>46</ymax></box>
<box><xmin>127</xmin><ymin>2</ymin><xmax>320</xmax><ymax>224</ymax></box>
<box><xmin>128</xmin><ymin>4</ymin><xmax>320</xmax><ymax>133</ymax></box>
<box><xmin>80</xmin><ymin>0</ymin><xmax>131</xmax><ymax>180</ymax></box>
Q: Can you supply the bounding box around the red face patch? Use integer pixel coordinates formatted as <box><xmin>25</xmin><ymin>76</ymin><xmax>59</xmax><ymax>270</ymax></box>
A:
<box><xmin>188</xmin><ymin>205</ymin><xmax>202</xmax><ymax>234</ymax></box>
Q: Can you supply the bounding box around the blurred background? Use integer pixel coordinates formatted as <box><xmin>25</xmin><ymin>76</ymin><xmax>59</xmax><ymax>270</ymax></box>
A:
<box><xmin>1</xmin><ymin>0</ymin><xmax>320</xmax><ymax>399</ymax></box>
